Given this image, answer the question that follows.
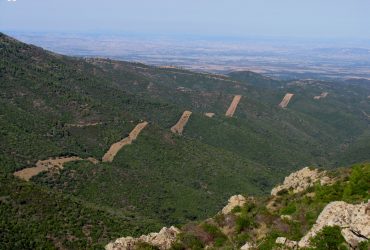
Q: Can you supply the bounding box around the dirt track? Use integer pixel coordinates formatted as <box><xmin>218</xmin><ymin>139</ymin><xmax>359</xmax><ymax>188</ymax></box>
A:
<box><xmin>14</xmin><ymin>156</ymin><xmax>82</xmax><ymax>181</ymax></box>
<box><xmin>314</xmin><ymin>92</ymin><xmax>328</xmax><ymax>100</ymax></box>
<box><xmin>102</xmin><ymin>121</ymin><xmax>148</xmax><ymax>162</ymax></box>
<box><xmin>278</xmin><ymin>93</ymin><xmax>294</xmax><ymax>108</ymax></box>
<box><xmin>171</xmin><ymin>111</ymin><xmax>192</xmax><ymax>135</ymax></box>
<box><xmin>225</xmin><ymin>95</ymin><xmax>242</xmax><ymax>117</ymax></box>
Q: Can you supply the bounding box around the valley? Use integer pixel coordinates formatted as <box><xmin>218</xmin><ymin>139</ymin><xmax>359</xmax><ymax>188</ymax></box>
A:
<box><xmin>1</xmin><ymin>32</ymin><xmax>370</xmax><ymax>249</ymax></box>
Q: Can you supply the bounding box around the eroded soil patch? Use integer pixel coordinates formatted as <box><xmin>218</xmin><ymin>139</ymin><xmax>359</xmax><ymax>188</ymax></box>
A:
<box><xmin>14</xmin><ymin>156</ymin><xmax>83</xmax><ymax>181</ymax></box>
<box><xmin>102</xmin><ymin>121</ymin><xmax>148</xmax><ymax>162</ymax></box>
<box><xmin>225</xmin><ymin>95</ymin><xmax>242</xmax><ymax>117</ymax></box>
<box><xmin>278</xmin><ymin>93</ymin><xmax>294</xmax><ymax>108</ymax></box>
<box><xmin>171</xmin><ymin>111</ymin><xmax>192</xmax><ymax>135</ymax></box>
<box><xmin>313</xmin><ymin>92</ymin><xmax>328</xmax><ymax>100</ymax></box>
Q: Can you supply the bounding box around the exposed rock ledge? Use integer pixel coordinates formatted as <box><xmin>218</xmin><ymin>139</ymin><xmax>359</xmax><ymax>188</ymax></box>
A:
<box><xmin>298</xmin><ymin>201</ymin><xmax>370</xmax><ymax>248</ymax></box>
<box><xmin>105</xmin><ymin>226</ymin><xmax>180</xmax><ymax>250</ymax></box>
<box><xmin>271</xmin><ymin>167</ymin><xmax>331</xmax><ymax>196</ymax></box>
<box><xmin>221</xmin><ymin>194</ymin><xmax>247</xmax><ymax>214</ymax></box>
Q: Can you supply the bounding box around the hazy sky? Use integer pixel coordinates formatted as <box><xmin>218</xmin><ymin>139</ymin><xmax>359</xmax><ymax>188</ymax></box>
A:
<box><xmin>1</xmin><ymin>0</ymin><xmax>370</xmax><ymax>39</ymax></box>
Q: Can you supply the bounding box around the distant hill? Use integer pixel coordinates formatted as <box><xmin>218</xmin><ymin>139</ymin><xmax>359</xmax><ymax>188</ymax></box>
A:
<box><xmin>1</xmin><ymin>32</ymin><xmax>370</xmax><ymax>248</ymax></box>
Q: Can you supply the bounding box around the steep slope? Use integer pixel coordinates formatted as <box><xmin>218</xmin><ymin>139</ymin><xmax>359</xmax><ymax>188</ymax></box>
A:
<box><xmin>85</xmin><ymin>59</ymin><xmax>370</xmax><ymax>170</ymax></box>
<box><xmin>0</xmin><ymin>173</ymin><xmax>161</xmax><ymax>249</ymax></box>
<box><xmin>107</xmin><ymin>163</ymin><xmax>369</xmax><ymax>250</ymax></box>
<box><xmin>1</xmin><ymin>33</ymin><xmax>370</xmax><ymax>248</ymax></box>
<box><xmin>0</xmin><ymin>33</ymin><xmax>276</xmax><ymax>246</ymax></box>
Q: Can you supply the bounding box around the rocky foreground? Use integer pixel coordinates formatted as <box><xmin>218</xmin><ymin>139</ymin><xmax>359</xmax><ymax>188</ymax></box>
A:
<box><xmin>106</xmin><ymin>165</ymin><xmax>370</xmax><ymax>250</ymax></box>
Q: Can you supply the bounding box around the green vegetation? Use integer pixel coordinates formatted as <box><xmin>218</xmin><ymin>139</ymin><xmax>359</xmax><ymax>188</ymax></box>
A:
<box><xmin>1</xmin><ymin>33</ymin><xmax>370</xmax><ymax>248</ymax></box>
<box><xmin>309</xmin><ymin>226</ymin><xmax>346</xmax><ymax>250</ymax></box>
<box><xmin>33</xmin><ymin>127</ymin><xmax>273</xmax><ymax>225</ymax></box>
<box><xmin>171</xmin><ymin>164</ymin><xmax>370</xmax><ymax>250</ymax></box>
<box><xmin>0</xmin><ymin>174</ymin><xmax>160</xmax><ymax>249</ymax></box>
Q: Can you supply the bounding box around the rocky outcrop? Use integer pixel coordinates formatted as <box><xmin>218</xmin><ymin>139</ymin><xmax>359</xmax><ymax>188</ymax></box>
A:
<box><xmin>298</xmin><ymin>201</ymin><xmax>370</xmax><ymax>249</ymax></box>
<box><xmin>240</xmin><ymin>242</ymin><xmax>254</xmax><ymax>249</ymax></box>
<box><xmin>275</xmin><ymin>237</ymin><xmax>298</xmax><ymax>249</ymax></box>
<box><xmin>105</xmin><ymin>226</ymin><xmax>180</xmax><ymax>250</ymax></box>
<box><xmin>221</xmin><ymin>195</ymin><xmax>247</xmax><ymax>214</ymax></box>
<box><xmin>271</xmin><ymin>167</ymin><xmax>330</xmax><ymax>196</ymax></box>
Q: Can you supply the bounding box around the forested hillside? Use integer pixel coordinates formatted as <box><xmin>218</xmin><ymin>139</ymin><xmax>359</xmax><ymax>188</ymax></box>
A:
<box><xmin>1</xmin><ymin>33</ymin><xmax>370</xmax><ymax>249</ymax></box>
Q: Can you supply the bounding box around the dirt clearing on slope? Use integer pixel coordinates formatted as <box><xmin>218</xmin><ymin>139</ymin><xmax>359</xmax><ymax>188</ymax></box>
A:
<box><xmin>225</xmin><ymin>95</ymin><xmax>242</xmax><ymax>117</ymax></box>
<box><xmin>171</xmin><ymin>111</ymin><xmax>192</xmax><ymax>135</ymax></box>
<box><xmin>205</xmin><ymin>112</ymin><xmax>215</xmax><ymax>118</ymax></box>
<box><xmin>102</xmin><ymin>121</ymin><xmax>148</xmax><ymax>162</ymax></box>
<box><xmin>14</xmin><ymin>156</ymin><xmax>83</xmax><ymax>181</ymax></box>
<box><xmin>314</xmin><ymin>92</ymin><xmax>328</xmax><ymax>100</ymax></box>
<box><xmin>278</xmin><ymin>93</ymin><xmax>294</xmax><ymax>108</ymax></box>
<box><xmin>65</xmin><ymin>122</ymin><xmax>103</xmax><ymax>128</ymax></box>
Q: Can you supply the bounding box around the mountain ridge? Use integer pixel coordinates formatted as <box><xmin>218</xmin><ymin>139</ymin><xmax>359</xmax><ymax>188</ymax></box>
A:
<box><xmin>1</xmin><ymin>32</ymin><xmax>370</xmax><ymax>249</ymax></box>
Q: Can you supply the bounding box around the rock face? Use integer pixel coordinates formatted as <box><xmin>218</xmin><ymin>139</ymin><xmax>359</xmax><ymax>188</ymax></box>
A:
<box><xmin>276</xmin><ymin>237</ymin><xmax>298</xmax><ymax>249</ymax></box>
<box><xmin>271</xmin><ymin>167</ymin><xmax>330</xmax><ymax>196</ymax></box>
<box><xmin>221</xmin><ymin>195</ymin><xmax>247</xmax><ymax>214</ymax></box>
<box><xmin>298</xmin><ymin>201</ymin><xmax>370</xmax><ymax>248</ymax></box>
<box><xmin>240</xmin><ymin>241</ymin><xmax>254</xmax><ymax>249</ymax></box>
<box><xmin>106</xmin><ymin>226</ymin><xmax>180</xmax><ymax>250</ymax></box>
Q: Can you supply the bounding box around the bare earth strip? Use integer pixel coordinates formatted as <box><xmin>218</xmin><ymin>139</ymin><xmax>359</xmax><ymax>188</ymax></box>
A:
<box><xmin>102</xmin><ymin>121</ymin><xmax>148</xmax><ymax>162</ymax></box>
<box><xmin>225</xmin><ymin>95</ymin><xmax>242</xmax><ymax>117</ymax></box>
<box><xmin>362</xmin><ymin>111</ymin><xmax>370</xmax><ymax>119</ymax></box>
<box><xmin>205</xmin><ymin>112</ymin><xmax>215</xmax><ymax>118</ymax></box>
<box><xmin>171</xmin><ymin>111</ymin><xmax>192</xmax><ymax>135</ymax></box>
<box><xmin>65</xmin><ymin>122</ymin><xmax>103</xmax><ymax>128</ymax></box>
<box><xmin>314</xmin><ymin>92</ymin><xmax>328</xmax><ymax>100</ymax></box>
<box><xmin>14</xmin><ymin>156</ymin><xmax>82</xmax><ymax>181</ymax></box>
<box><xmin>278</xmin><ymin>93</ymin><xmax>294</xmax><ymax>108</ymax></box>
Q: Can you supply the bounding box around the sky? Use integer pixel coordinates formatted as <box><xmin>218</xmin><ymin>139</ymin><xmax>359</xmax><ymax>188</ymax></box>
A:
<box><xmin>1</xmin><ymin>0</ymin><xmax>370</xmax><ymax>40</ymax></box>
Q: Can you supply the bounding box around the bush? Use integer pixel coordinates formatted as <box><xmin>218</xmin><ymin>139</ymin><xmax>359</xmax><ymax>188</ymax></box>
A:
<box><xmin>231</xmin><ymin>205</ymin><xmax>242</xmax><ymax>213</ymax></box>
<box><xmin>358</xmin><ymin>240</ymin><xmax>370</xmax><ymax>250</ymax></box>
<box><xmin>178</xmin><ymin>233</ymin><xmax>203</xmax><ymax>250</ymax></box>
<box><xmin>280</xmin><ymin>203</ymin><xmax>296</xmax><ymax>215</ymax></box>
<box><xmin>309</xmin><ymin>226</ymin><xmax>346</xmax><ymax>250</ymax></box>
<box><xmin>135</xmin><ymin>242</ymin><xmax>160</xmax><ymax>250</ymax></box>
<box><xmin>201</xmin><ymin>223</ymin><xmax>227</xmax><ymax>247</ymax></box>
<box><xmin>343</xmin><ymin>164</ymin><xmax>370</xmax><ymax>202</ymax></box>
<box><xmin>235</xmin><ymin>216</ymin><xmax>253</xmax><ymax>233</ymax></box>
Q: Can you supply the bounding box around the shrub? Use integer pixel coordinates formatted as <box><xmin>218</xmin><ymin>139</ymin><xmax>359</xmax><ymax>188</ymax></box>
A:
<box><xmin>280</xmin><ymin>203</ymin><xmax>296</xmax><ymax>215</ymax></box>
<box><xmin>178</xmin><ymin>233</ymin><xmax>203</xmax><ymax>250</ymax></box>
<box><xmin>231</xmin><ymin>205</ymin><xmax>242</xmax><ymax>213</ymax></box>
<box><xmin>309</xmin><ymin>226</ymin><xmax>346</xmax><ymax>250</ymax></box>
<box><xmin>343</xmin><ymin>164</ymin><xmax>370</xmax><ymax>202</ymax></box>
<box><xmin>358</xmin><ymin>240</ymin><xmax>369</xmax><ymax>250</ymax></box>
<box><xmin>233</xmin><ymin>232</ymin><xmax>250</xmax><ymax>247</ymax></box>
<box><xmin>135</xmin><ymin>242</ymin><xmax>160</xmax><ymax>250</ymax></box>
<box><xmin>235</xmin><ymin>216</ymin><xmax>253</xmax><ymax>233</ymax></box>
<box><xmin>201</xmin><ymin>223</ymin><xmax>227</xmax><ymax>247</ymax></box>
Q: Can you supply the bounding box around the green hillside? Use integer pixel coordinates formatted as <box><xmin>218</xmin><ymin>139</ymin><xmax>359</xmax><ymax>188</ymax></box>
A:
<box><xmin>164</xmin><ymin>164</ymin><xmax>370</xmax><ymax>250</ymax></box>
<box><xmin>1</xmin><ymin>33</ymin><xmax>370</xmax><ymax>248</ymax></box>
